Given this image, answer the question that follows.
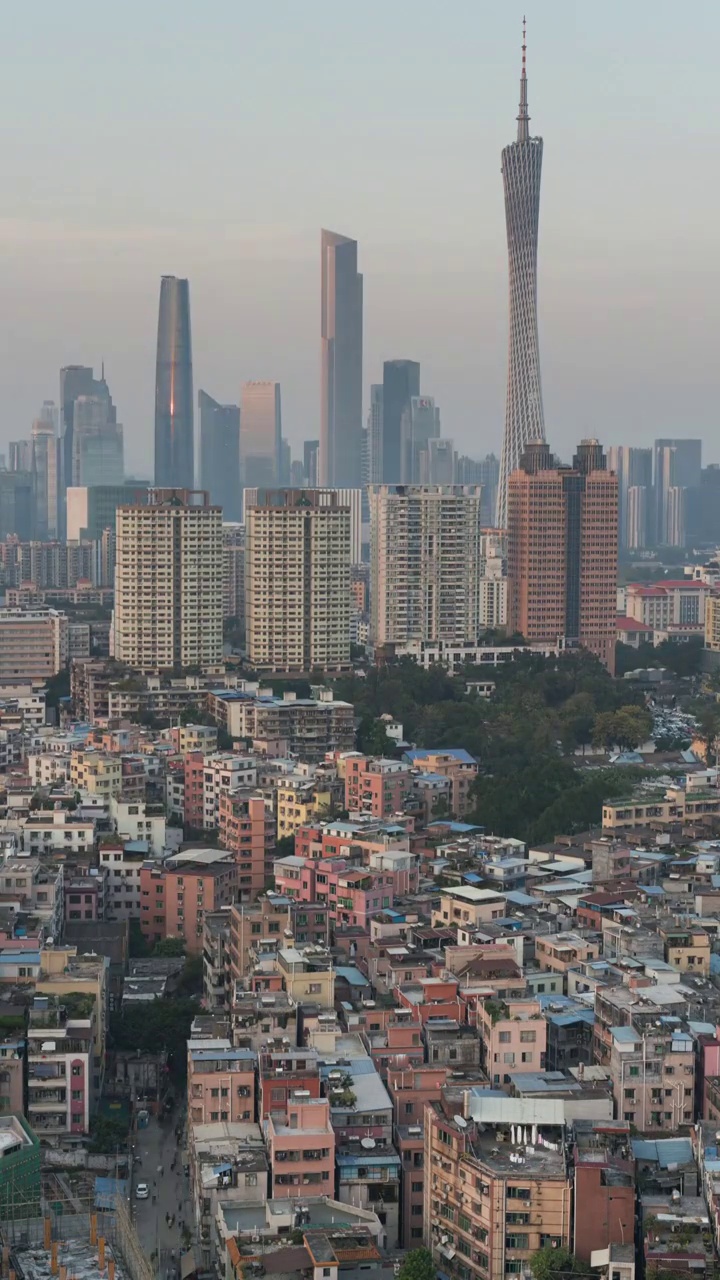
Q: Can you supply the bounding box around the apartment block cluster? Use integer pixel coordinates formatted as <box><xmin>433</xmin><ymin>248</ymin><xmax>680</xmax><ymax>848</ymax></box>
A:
<box><xmin>134</xmin><ymin>747</ymin><xmax>720</xmax><ymax>1280</ymax></box>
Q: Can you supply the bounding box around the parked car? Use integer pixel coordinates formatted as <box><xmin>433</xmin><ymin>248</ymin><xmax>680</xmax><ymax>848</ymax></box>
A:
<box><xmin>135</xmin><ymin>1183</ymin><xmax>149</xmax><ymax>1200</ymax></box>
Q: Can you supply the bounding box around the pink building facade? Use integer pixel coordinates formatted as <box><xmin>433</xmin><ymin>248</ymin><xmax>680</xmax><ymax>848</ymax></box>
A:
<box><xmin>273</xmin><ymin>855</ymin><xmax>395</xmax><ymax>930</ymax></box>
<box><xmin>344</xmin><ymin>757</ymin><xmax>411</xmax><ymax>818</ymax></box>
<box><xmin>264</xmin><ymin>1096</ymin><xmax>335</xmax><ymax>1198</ymax></box>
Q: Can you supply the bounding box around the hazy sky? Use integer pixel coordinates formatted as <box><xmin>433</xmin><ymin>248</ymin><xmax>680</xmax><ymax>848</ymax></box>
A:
<box><xmin>1</xmin><ymin>0</ymin><xmax>718</xmax><ymax>473</ymax></box>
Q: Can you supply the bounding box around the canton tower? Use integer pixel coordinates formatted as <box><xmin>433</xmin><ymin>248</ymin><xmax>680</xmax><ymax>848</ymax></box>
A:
<box><xmin>496</xmin><ymin>19</ymin><xmax>545</xmax><ymax>529</ymax></box>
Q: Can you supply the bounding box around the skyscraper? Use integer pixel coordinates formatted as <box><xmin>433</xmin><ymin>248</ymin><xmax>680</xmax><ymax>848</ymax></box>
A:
<box><xmin>72</xmin><ymin>395</ymin><xmax>124</xmax><ymax>487</ymax></box>
<box><xmin>607</xmin><ymin>446</ymin><xmax>652</xmax><ymax>549</ymax></box>
<box><xmin>59</xmin><ymin>366</ymin><xmax>116</xmax><ymax>536</ymax></box>
<box><xmin>239</xmin><ymin>381</ymin><xmax>281</xmax><ymax>493</ymax></box>
<box><xmin>496</xmin><ymin>21</ymin><xmax>545</xmax><ymax>529</ymax></box>
<box><xmin>320</xmin><ymin>230</ymin><xmax>363</xmax><ymax>487</ymax></box>
<box><xmin>245</xmin><ymin>489</ymin><xmax>351</xmax><ymax>673</ymax></box>
<box><xmin>367</xmin><ymin>385</ymin><xmax>384</xmax><ymax>484</ymax></box>
<box><xmin>402</xmin><ymin>395</ymin><xmax>440</xmax><ymax>482</ymax></box>
<box><xmin>112</xmin><ymin>488</ymin><xmax>222</xmax><ymax>672</ymax></box>
<box><xmin>154</xmin><ymin>276</ymin><xmax>194</xmax><ymax>489</ymax></box>
<box><xmin>369</xmin><ymin>485</ymin><xmax>483</xmax><ymax>647</ymax></box>
<box><xmin>653</xmin><ymin>439</ymin><xmax>702</xmax><ymax>547</ymax></box>
<box><xmin>31</xmin><ymin>417</ymin><xmax>58</xmax><ymax>540</ymax></box>
<box><xmin>507</xmin><ymin>439</ymin><xmax>618</xmax><ymax>672</ymax></box>
<box><xmin>382</xmin><ymin>359</ymin><xmax>420</xmax><ymax>483</ymax></box>
<box><xmin>198</xmin><ymin>390</ymin><xmax>241</xmax><ymax>520</ymax></box>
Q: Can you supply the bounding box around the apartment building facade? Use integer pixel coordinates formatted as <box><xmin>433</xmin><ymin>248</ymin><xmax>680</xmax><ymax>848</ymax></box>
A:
<box><xmin>507</xmin><ymin>439</ymin><xmax>618</xmax><ymax>673</ymax></box>
<box><xmin>245</xmin><ymin>488</ymin><xmax>351</xmax><ymax>673</ymax></box>
<box><xmin>369</xmin><ymin>484</ymin><xmax>483</xmax><ymax>646</ymax></box>
<box><xmin>0</xmin><ymin>608</ymin><xmax>68</xmax><ymax>681</ymax></box>
<box><xmin>112</xmin><ymin>488</ymin><xmax>223</xmax><ymax>671</ymax></box>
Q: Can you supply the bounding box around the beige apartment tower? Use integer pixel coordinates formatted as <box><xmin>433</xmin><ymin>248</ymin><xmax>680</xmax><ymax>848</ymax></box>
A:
<box><xmin>245</xmin><ymin>489</ymin><xmax>351</xmax><ymax>673</ymax></box>
<box><xmin>507</xmin><ymin>439</ymin><xmax>618</xmax><ymax>672</ymax></box>
<box><xmin>369</xmin><ymin>484</ymin><xmax>482</xmax><ymax>647</ymax></box>
<box><xmin>112</xmin><ymin>489</ymin><xmax>223</xmax><ymax>672</ymax></box>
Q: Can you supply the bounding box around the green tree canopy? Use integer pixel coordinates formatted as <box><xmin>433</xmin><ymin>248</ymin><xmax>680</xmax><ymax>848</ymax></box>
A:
<box><xmin>397</xmin><ymin>1248</ymin><xmax>436</xmax><ymax>1280</ymax></box>
<box><xmin>529</xmin><ymin>1245</ymin><xmax>591</xmax><ymax>1280</ymax></box>
<box><xmin>152</xmin><ymin>937</ymin><xmax>186</xmax><ymax>957</ymax></box>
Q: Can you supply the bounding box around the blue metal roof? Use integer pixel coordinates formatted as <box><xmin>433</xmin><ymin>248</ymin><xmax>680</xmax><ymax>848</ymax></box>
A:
<box><xmin>335</xmin><ymin>967</ymin><xmax>370</xmax><ymax>987</ymax></box>
<box><xmin>631</xmin><ymin>1137</ymin><xmax>693</xmax><ymax>1168</ymax></box>
<box><xmin>405</xmin><ymin>748</ymin><xmax>476</xmax><ymax>764</ymax></box>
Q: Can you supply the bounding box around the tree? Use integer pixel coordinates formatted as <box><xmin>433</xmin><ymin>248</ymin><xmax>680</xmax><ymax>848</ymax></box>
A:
<box><xmin>356</xmin><ymin>716</ymin><xmax>396</xmax><ymax>757</ymax></box>
<box><xmin>89</xmin><ymin>1114</ymin><xmax>128</xmax><ymax>1154</ymax></box>
<box><xmin>529</xmin><ymin>1245</ymin><xmax>590</xmax><ymax>1280</ymax></box>
<box><xmin>398</xmin><ymin>1248</ymin><xmax>436</xmax><ymax>1280</ymax></box>
<box><xmin>152</xmin><ymin>938</ymin><xmax>186</xmax><ymax>957</ymax></box>
<box><xmin>591</xmin><ymin>705</ymin><xmax>652</xmax><ymax>752</ymax></box>
<box><xmin>110</xmin><ymin>996</ymin><xmax>200</xmax><ymax>1083</ymax></box>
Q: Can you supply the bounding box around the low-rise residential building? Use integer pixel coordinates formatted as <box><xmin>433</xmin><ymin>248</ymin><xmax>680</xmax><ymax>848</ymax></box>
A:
<box><xmin>431</xmin><ymin>886</ymin><xmax>507</xmax><ymax>929</ymax></box>
<box><xmin>70</xmin><ymin>749</ymin><xmax>122</xmax><ymax>800</ymax></box>
<box><xmin>660</xmin><ymin>923</ymin><xmax>711</xmax><ymax>975</ymax></box>
<box><xmin>403</xmin><ymin>747</ymin><xmax>478</xmax><ymax>817</ymax></box>
<box><xmin>609</xmin><ymin>1025</ymin><xmax>695</xmax><ymax>1131</ymax></box>
<box><xmin>140</xmin><ymin>849</ymin><xmax>238</xmax><ymax>953</ymax></box>
<box><xmin>187</xmin><ymin>1040</ymin><xmax>256</xmax><ymax>1124</ymax></box>
<box><xmin>264</xmin><ymin>1096</ymin><xmax>335</xmax><ymax>1200</ymax></box>
<box><xmin>110</xmin><ymin>797</ymin><xmax>167</xmax><ymax>854</ymax></box>
<box><xmin>477</xmin><ymin>997</ymin><xmax>547</xmax><ymax>1085</ymax></box>
<box><xmin>424</xmin><ymin>1102</ymin><xmax>573</xmax><ymax>1280</ymax></box>
<box><xmin>218</xmin><ymin>791</ymin><xmax>275</xmax><ymax>901</ymax></box>
<box><xmin>344</xmin><ymin>756</ymin><xmax>411</xmax><ymax>818</ymax></box>
<box><xmin>26</xmin><ymin>994</ymin><xmax>93</xmax><ymax>1139</ymax></box>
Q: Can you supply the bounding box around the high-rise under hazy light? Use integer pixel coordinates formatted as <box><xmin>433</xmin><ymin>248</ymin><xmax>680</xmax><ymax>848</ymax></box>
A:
<box><xmin>154</xmin><ymin>276</ymin><xmax>194</xmax><ymax>490</ymax></box>
<box><xmin>496</xmin><ymin>22</ymin><xmax>545</xmax><ymax>529</ymax></box>
<box><xmin>199</xmin><ymin>390</ymin><xmax>241</xmax><ymax>521</ymax></box>
<box><xmin>320</xmin><ymin>230</ymin><xmax>363</xmax><ymax>488</ymax></box>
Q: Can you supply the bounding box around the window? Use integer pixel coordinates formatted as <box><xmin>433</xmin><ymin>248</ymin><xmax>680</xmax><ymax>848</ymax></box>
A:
<box><xmin>498</xmin><ymin>1031</ymin><xmax>511</xmax><ymax>1044</ymax></box>
<box><xmin>458</xmin><ymin>1213</ymin><xmax>471</xmax><ymax>1232</ymax></box>
<box><xmin>411</xmin><ymin>1205</ymin><xmax>423</xmax><ymax>1216</ymax></box>
<box><xmin>519</xmin><ymin>1031</ymin><xmax>536</xmax><ymax>1043</ymax></box>
<box><xmin>412</xmin><ymin>1181</ymin><xmax>423</xmax><ymax>1192</ymax></box>
<box><xmin>506</xmin><ymin>1235</ymin><xmax>529</xmax><ymax>1250</ymax></box>
<box><xmin>506</xmin><ymin>1187</ymin><xmax>530</xmax><ymax>1200</ymax></box>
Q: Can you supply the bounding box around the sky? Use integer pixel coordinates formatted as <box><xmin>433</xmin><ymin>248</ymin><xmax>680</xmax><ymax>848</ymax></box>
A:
<box><xmin>0</xmin><ymin>0</ymin><xmax>718</xmax><ymax>473</ymax></box>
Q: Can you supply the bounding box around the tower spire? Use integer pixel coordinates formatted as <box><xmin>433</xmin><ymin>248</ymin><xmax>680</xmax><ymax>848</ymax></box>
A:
<box><xmin>517</xmin><ymin>15</ymin><xmax>530</xmax><ymax>143</ymax></box>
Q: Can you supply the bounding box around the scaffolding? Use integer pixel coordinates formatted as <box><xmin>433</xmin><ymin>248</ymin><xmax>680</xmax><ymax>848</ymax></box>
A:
<box><xmin>0</xmin><ymin>1199</ymin><xmax>153</xmax><ymax>1280</ymax></box>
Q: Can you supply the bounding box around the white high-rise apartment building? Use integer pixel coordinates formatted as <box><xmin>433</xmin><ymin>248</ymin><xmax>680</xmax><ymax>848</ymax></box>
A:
<box><xmin>112</xmin><ymin>489</ymin><xmax>223</xmax><ymax>672</ymax></box>
<box><xmin>30</xmin><ymin>417</ymin><xmax>58</xmax><ymax>539</ymax></box>
<box><xmin>479</xmin><ymin>530</ymin><xmax>507</xmax><ymax>630</ymax></box>
<box><xmin>244</xmin><ymin>486</ymin><xmax>363</xmax><ymax>565</ymax></box>
<box><xmin>245</xmin><ymin>489</ymin><xmax>351</xmax><ymax>673</ymax></box>
<box><xmin>369</xmin><ymin>485</ymin><xmax>482</xmax><ymax>647</ymax></box>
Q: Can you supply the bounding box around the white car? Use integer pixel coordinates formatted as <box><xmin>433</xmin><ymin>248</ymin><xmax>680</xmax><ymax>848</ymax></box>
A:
<box><xmin>135</xmin><ymin>1183</ymin><xmax>149</xmax><ymax>1200</ymax></box>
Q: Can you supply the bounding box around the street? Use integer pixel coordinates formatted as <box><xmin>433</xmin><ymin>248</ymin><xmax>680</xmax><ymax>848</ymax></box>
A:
<box><xmin>131</xmin><ymin>1112</ymin><xmax>192</xmax><ymax>1277</ymax></box>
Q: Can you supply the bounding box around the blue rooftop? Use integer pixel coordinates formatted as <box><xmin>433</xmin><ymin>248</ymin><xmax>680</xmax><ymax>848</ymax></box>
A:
<box><xmin>632</xmin><ymin>1137</ymin><xmax>693</xmax><ymax>1168</ymax></box>
<box><xmin>404</xmin><ymin>748</ymin><xmax>475</xmax><ymax>764</ymax></box>
<box><xmin>335</xmin><ymin>967</ymin><xmax>370</xmax><ymax>988</ymax></box>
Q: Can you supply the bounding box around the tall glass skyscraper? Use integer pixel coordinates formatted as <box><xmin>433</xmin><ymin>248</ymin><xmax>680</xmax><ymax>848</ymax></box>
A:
<box><xmin>199</xmin><ymin>390</ymin><xmax>241</xmax><ymax>520</ymax></box>
<box><xmin>496</xmin><ymin>22</ymin><xmax>545</xmax><ymax>529</ymax></box>
<box><xmin>154</xmin><ymin>276</ymin><xmax>194</xmax><ymax>489</ymax></box>
<box><xmin>320</xmin><ymin>230</ymin><xmax>363</xmax><ymax>488</ymax></box>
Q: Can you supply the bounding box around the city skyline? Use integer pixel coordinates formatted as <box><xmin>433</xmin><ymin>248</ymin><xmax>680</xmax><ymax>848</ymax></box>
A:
<box><xmin>1</xmin><ymin>4</ymin><xmax>719</xmax><ymax>473</ymax></box>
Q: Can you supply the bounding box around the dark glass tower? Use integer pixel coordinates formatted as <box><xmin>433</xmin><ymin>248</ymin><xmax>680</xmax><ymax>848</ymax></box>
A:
<box><xmin>381</xmin><ymin>360</ymin><xmax>420</xmax><ymax>483</ymax></box>
<box><xmin>198</xmin><ymin>390</ymin><xmax>241</xmax><ymax>520</ymax></box>
<box><xmin>154</xmin><ymin>276</ymin><xmax>194</xmax><ymax>488</ymax></box>
<box><xmin>320</xmin><ymin>230</ymin><xmax>363</xmax><ymax>487</ymax></box>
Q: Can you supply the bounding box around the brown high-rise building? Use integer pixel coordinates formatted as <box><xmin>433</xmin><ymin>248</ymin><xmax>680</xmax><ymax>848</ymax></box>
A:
<box><xmin>507</xmin><ymin>438</ymin><xmax>618</xmax><ymax>672</ymax></box>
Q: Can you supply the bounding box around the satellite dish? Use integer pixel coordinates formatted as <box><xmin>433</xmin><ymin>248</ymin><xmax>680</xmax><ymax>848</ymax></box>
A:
<box><xmin>454</xmin><ymin>1115</ymin><xmax>468</xmax><ymax>1129</ymax></box>
<box><xmin>360</xmin><ymin>1137</ymin><xmax>376</xmax><ymax>1149</ymax></box>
